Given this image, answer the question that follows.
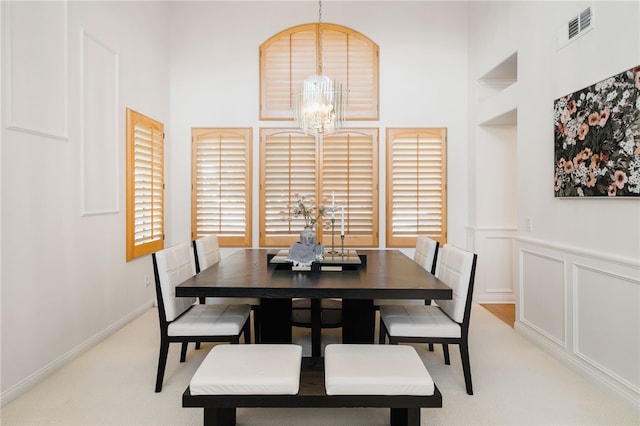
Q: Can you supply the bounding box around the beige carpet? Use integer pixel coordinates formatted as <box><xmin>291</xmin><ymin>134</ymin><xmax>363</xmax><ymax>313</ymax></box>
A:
<box><xmin>2</xmin><ymin>304</ymin><xmax>638</xmax><ymax>425</ymax></box>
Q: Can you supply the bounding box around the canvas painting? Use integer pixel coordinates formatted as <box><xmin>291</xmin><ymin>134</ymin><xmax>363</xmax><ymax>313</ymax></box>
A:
<box><xmin>553</xmin><ymin>66</ymin><xmax>640</xmax><ymax>197</ymax></box>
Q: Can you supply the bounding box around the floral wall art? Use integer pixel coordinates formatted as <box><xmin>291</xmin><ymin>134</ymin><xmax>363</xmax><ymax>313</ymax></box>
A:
<box><xmin>554</xmin><ymin>66</ymin><xmax>640</xmax><ymax>197</ymax></box>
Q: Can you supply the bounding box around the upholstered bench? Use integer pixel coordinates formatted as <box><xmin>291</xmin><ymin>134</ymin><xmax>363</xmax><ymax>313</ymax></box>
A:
<box><xmin>325</xmin><ymin>344</ymin><xmax>437</xmax><ymax>425</ymax></box>
<box><xmin>183</xmin><ymin>344</ymin><xmax>441</xmax><ymax>426</ymax></box>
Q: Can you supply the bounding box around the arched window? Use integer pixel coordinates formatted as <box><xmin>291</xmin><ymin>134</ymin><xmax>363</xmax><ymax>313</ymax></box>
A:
<box><xmin>260</xmin><ymin>23</ymin><xmax>378</xmax><ymax>121</ymax></box>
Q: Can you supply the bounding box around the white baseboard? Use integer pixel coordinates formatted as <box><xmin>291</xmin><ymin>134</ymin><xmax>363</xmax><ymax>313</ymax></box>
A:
<box><xmin>0</xmin><ymin>301</ymin><xmax>154</xmax><ymax>407</ymax></box>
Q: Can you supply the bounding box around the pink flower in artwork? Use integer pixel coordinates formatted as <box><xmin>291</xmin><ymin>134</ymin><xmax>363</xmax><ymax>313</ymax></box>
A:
<box><xmin>598</xmin><ymin>108</ymin><xmax>611</xmax><ymax>127</ymax></box>
<box><xmin>608</xmin><ymin>184</ymin><xmax>617</xmax><ymax>197</ymax></box>
<box><xmin>614</xmin><ymin>170</ymin><xmax>628</xmax><ymax>190</ymax></box>
<box><xmin>578</xmin><ymin>123</ymin><xmax>589</xmax><ymax>140</ymax></box>
<box><xmin>635</xmin><ymin>69</ymin><xmax>640</xmax><ymax>90</ymax></box>
<box><xmin>564</xmin><ymin>160</ymin><xmax>574</xmax><ymax>174</ymax></box>
<box><xmin>586</xmin><ymin>172</ymin><xmax>596</xmax><ymax>188</ymax></box>
<box><xmin>588</xmin><ymin>112</ymin><xmax>600</xmax><ymax>126</ymax></box>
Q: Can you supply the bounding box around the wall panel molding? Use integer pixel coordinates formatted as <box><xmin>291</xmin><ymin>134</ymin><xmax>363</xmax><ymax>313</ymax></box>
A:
<box><xmin>3</xmin><ymin>1</ymin><xmax>68</xmax><ymax>141</ymax></box>
<box><xmin>518</xmin><ymin>248</ymin><xmax>567</xmax><ymax>347</ymax></box>
<box><xmin>573</xmin><ymin>263</ymin><xmax>640</xmax><ymax>393</ymax></box>
<box><xmin>467</xmin><ymin>226</ymin><xmax>517</xmax><ymax>303</ymax></box>
<box><xmin>80</xmin><ymin>28</ymin><xmax>119</xmax><ymax>216</ymax></box>
<box><xmin>515</xmin><ymin>237</ymin><xmax>640</xmax><ymax>404</ymax></box>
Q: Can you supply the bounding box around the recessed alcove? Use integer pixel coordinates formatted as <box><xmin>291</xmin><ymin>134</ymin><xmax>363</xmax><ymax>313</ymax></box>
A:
<box><xmin>471</xmin><ymin>52</ymin><xmax>519</xmax><ymax>304</ymax></box>
<box><xmin>476</xmin><ymin>52</ymin><xmax>518</xmax><ymax>124</ymax></box>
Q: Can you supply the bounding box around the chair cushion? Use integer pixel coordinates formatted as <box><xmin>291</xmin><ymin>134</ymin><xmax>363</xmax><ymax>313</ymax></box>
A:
<box><xmin>168</xmin><ymin>304</ymin><xmax>250</xmax><ymax>337</ymax></box>
<box><xmin>380</xmin><ymin>305</ymin><xmax>461</xmax><ymax>338</ymax></box>
<box><xmin>434</xmin><ymin>245</ymin><xmax>475</xmax><ymax>323</ymax></box>
<box><xmin>190</xmin><ymin>344</ymin><xmax>302</xmax><ymax>395</ymax></box>
<box><xmin>194</xmin><ymin>235</ymin><xmax>221</xmax><ymax>270</ymax></box>
<box><xmin>154</xmin><ymin>242</ymin><xmax>197</xmax><ymax>321</ymax></box>
<box><xmin>324</xmin><ymin>344</ymin><xmax>434</xmax><ymax>396</ymax></box>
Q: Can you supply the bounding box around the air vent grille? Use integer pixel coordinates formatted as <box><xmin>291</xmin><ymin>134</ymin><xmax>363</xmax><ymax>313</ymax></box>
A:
<box><xmin>579</xmin><ymin>7</ymin><xmax>592</xmax><ymax>30</ymax></box>
<box><xmin>558</xmin><ymin>5</ymin><xmax>593</xmax><ymax>46</ymax></box>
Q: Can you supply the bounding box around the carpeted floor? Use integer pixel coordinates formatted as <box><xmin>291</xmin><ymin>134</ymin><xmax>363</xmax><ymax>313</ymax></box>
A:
<box><xmin>2</xmin><ymin>304</ymin><xmax>638</xmax><ymax>425</ymax></box>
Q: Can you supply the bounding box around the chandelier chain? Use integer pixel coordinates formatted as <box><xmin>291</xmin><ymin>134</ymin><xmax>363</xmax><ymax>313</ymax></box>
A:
<box><xmin>318</xmin><ymin>0</ymin><xmax>323</xmax><ymax>75</ymax></box>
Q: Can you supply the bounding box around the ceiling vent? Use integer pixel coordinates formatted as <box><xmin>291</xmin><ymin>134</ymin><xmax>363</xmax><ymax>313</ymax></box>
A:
<box><xmin>558</xmin><ymin>5</ymin><xmax>593</xmax><ymax>46</ymax></box>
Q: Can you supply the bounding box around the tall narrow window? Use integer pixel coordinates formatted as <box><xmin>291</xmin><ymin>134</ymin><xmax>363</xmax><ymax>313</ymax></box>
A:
<box><xmin>191</xmin><ymin>128</ymin><xmax>252</xmax><ymax>246</ymax></box>
<box><xmin>259</xmin><ymin>128</ymin><xmax>378</xmax><ymax>247</ymax></box>
<box><xmin>126</xmin><ymin>108</ymin><xmax>164</xmax><ymax>261</ymax></box>
<box><xmin>321</xmin><ymin>129</ymin><xmax>378</xmax><ymax>247</ymax></box>
<box><xmin>386</xmin><ymin>128</ymin><xmax>447</xmax><ymax>247</ymax></box>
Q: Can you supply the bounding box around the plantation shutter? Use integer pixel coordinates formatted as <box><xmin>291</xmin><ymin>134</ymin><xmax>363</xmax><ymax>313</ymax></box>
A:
<box><xmin>261</xmin><ymin>25</ymin><xmax>316</xmax><ymax>120</ymax></box>
<box><xmin>126</xmin><ymin>108</ymin><xmax>164</xmax><ymax>261</ymax></box>
<box><xmin>260</xmin><ymin>24</ymin><xmax>378</xmax><ymax>120</ymax></box>
<box><xmin>260</xmin><ymin>129</ymin><xmax>318</xmax><ymax>247</ymax></box>
<box><xmin>260</xmin><ymin>128</ymin><xmax>378</xmax><ymax>247</ymax></box>
<box><xmin>386</xmin><ymin>128</ymin><xmax>447</xmax><ymax>247</ymax></box>
<box><xmin>191</xmin><ymin>128</ymin><xmax>252</xmax><ymax>246</ymax></box>
<box><xmin>321</xmin><ymin>24</ymin><xmax>378</xmax><ymax>120</ymax></box>
<box><xmin>321</xmin><ymin>129</ymin><xmax>378</xmax><ymax>247</ymax></box>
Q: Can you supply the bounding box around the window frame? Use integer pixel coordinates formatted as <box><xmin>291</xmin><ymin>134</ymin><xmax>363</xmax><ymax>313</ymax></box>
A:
<box><xmin>386</xmin><ymin>127</ymin><xmax>448</xmax><ymax>248</ymax></box>
<box><xmin>259</xmin><ymin>23</ymin><xmax>379</xmax><ymax>121</ymax></box>
<box><xmin>125</xmin><ymin>108</ymin><xmax>164</xmax><ymax>261</ymax></box>
<box><xmin>191</xmin><ymin>127</ymin><xmax>252</xmax><ymax>247</ymax></box>
<box><xmin>259</xmin><ymin>127</ymin><xmax>378</xmax><ymax>248</ymax></box>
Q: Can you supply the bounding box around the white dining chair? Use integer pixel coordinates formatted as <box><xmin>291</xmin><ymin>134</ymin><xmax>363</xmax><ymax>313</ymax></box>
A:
<box><xmin>193</xmin><ymin>235</ymin><xmax>261</xmax><ymax>341</ymax></box>
<box><xmin>374</xmin><ymin>236</ymin><xmax>439</xmax><ymax>309</ymax></box>
<box><xmin>379</xmin><ymin>244</ymin><xmax>478</xmax><ymax>395</ymax></box>
<box><xmin>152</xmin><ymin>242</ymin><xmax>251</xmax><ymax>392</ymax></box>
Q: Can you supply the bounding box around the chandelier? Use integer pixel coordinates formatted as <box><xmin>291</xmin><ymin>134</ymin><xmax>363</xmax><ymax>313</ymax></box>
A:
<box><xmin>293</xmin><ymin>0</ymin><xmax>347</xmax><ymax>137</ymax></box>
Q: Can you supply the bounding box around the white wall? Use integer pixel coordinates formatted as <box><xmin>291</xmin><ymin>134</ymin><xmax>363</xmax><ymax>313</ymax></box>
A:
<box><xmin>467</xmin><ymin>0</ymin><xmax>640</xmax><ymax>405</ymax></box>
<box><xmin>1</xmin><ymin>1</ymin><xmax>170</xmax><ymax>404</ymax></box>
<box><xmin>166</xmin><ymin>1</ymin><xmax>470</xmax><ymax>249</ymax></box>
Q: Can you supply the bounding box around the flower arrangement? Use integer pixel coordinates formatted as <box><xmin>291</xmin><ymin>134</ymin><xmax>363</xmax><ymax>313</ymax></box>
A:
<box><xmin>281</xmin><ymin>193</ymin><xmax>331</xmax><ymax>229</ymax></box>
<box><xmin>553</xmin><ymin>66</ymin><xmax>640</xmax><ymax>197</ymax></box>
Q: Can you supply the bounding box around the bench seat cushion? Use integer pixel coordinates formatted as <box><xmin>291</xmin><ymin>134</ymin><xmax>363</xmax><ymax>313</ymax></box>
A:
<box><xmin>324</xmin><ymin>344</ymin><xmax>434</xmax><ymax>396</ymax></box>
<box><xmin>190</xmin><ymin>344</ymin><xmax>302</xmax><ymax>395</ymax></box>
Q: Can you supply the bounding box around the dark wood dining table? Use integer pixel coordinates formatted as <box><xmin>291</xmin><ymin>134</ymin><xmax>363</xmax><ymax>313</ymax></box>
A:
<box><xmin>175</xmin><ymin>248</ymin><xmax>452</xmax><ymax>349</ymax></box>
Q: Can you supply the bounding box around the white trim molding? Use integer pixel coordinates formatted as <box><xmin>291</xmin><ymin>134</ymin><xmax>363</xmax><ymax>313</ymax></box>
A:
<box><xmin>515</xmin><ymin>236</ymin><xmax>640</xmax><ymax>406</ymax></box>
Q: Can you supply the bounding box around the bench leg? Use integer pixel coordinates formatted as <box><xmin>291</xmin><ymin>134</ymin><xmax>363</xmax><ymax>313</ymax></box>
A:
<box><xmin>390</xmin><ymin>407</ymin><xmax>420</xmax><ymax>426</ymax></box>
<box><xmin>203</xmin><ymin>407</ymin><xmax>236</xmax><ymax>426</ymax></box>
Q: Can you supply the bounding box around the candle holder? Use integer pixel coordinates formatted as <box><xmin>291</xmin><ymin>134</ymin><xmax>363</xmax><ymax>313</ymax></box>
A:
<box><xmin>326</xmin><ymin>218</ymin><xmax>339</xmax><ymax>256</ymax></box>
<box><xmin>340</xmin><ymin>234</ymin><xmax>345</xmax><ymax>258</ymax></box>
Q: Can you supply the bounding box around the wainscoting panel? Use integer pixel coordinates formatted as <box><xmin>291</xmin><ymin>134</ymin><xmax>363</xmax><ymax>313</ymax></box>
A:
<box><xmin>519</xmin><ymin>249</ymin><xmax>566</xmax><ymax>346</ymax></box>
<box><xmin>4</xmin><ymin>1</ymin><xmax>68</xmax><ymax>140</ymax></box>
<box><xmin>80</xmin><ymin>29</ymin><xmax>119</xmax><ymax>215</ymax></box>
<box><xmin>515</xmin><ymin>237</ymin><xmax>640</xmax><ymax>403</ymax></box>
<box><xmin>468</xmin><ymin>227</ymin><xmax>517</xmax><ymax>303</ymax></box>
<box><xmin>574</xmin><ymin>264</ymin><xmax>640</xmax><ymax>392</ymax></box>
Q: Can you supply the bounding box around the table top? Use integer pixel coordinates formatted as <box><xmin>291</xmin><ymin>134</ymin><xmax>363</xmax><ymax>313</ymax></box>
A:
<box><xmin>176</xmin><ymin>249</ymin><xmax>452</xmax><ymax>300</ymax></box>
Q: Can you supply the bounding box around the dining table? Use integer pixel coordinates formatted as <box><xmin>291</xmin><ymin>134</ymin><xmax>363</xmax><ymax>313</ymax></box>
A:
<box><xmin>175</xmin><ymin>248</ymin><xmax>452</xmax><ymax>351</ymax></box>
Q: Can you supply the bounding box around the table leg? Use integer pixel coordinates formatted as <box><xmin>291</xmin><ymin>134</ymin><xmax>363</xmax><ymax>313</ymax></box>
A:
<box><xmin>259</xmin><ymin>298</ymin><xmax>292</xmax><ymax>344</ymax></box>
<box><xmin>311</xmin><ymin>298</ymin><xmax>321</xmax><ymax>357</ymax></box>
<box><xmin>342</xmin><ymin>299</ymin><xmax>375</xmax><ymax>343</ymax></box>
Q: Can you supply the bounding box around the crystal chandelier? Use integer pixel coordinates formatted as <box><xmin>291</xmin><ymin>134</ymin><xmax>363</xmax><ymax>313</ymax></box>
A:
<box><xmin>293</xmin><ymin>0</ymin><xmax>347</xmax><ymax>137</ymax></box>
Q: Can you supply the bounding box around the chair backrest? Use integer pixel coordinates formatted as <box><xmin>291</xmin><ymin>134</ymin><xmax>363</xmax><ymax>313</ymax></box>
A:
<box><xmin>413</xmin><ymin>235</ymin><xmax>439</xmax><ymax>274</ymax></box>
<box><xmin>193</xmin><ymin>234</ymin><xmax>221</xmax><ymax>273</ymax></box>
<box><xmin>152</xmin><ymin>242</ymin><xmax>197</xmax><ymax>322</ymax></box>
<box><xmin>434</xmin><ymin>245</ymin><xmax>477</xmax><ymax>324</ymax></box>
